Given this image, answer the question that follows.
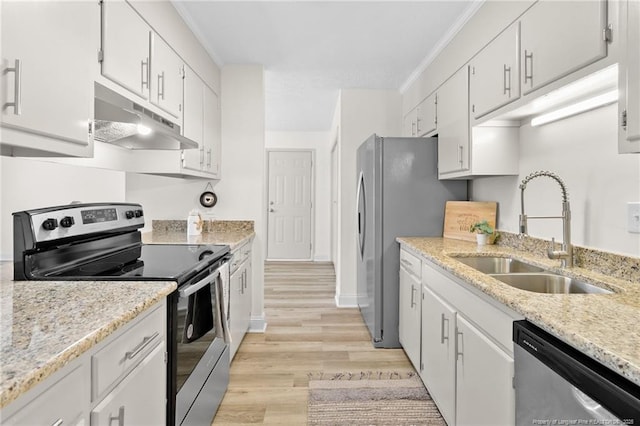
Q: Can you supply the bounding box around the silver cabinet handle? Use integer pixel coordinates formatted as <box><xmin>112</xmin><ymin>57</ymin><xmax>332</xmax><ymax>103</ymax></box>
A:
<box><xmin>456</xmin><ymin>329</ymin><xmax>464</xmax><ymax>360</ymax></box>
<box><xmin>458</xmin><ymin>145</ymin><xmax>464</xmax><ymax>166</ymax></box>
<box><xmin>109</xmin><ymin>406</ymin><xmax>125</xmax><ymax>426</ymax></box>
<box><xmin>440</xmin><ymin>314</ymin><xmax>449</xmax><ymax>344</ymax></box>
<box><xmin>141</xmin><ymin>58</ymin><xmax>149</xmax><ymax>90</ymax></box>
<box><xmin>125</xmin><ymin>332</ymin><xmax>159</xmax><ymax>360</ymax></box>
<box><xmin>410</xmin><ymin>284</ymin><xmax>417</xmax><ymax>308</ymax></box>
<box><xmin>52</xmin><ymin>419</ymin><xmax>63</xmax><ymax>426</ymax></box>
<box><xmin>524</xmin><ymin>50</ymin><xmax>533</xmax><ymax>85</ymax></box>
<box><xmin>6</xmin><ymin>59</ymin><xmax>22</xmax><ymax>115</ymax></box>
<box><xmin>416</xmin><ymin>117</ymin><xmax>422</xmax><ymax>134</ymax></box>
<box><xmin>158</xmin><ymin>71</ymin><xmax>165</xmax><ymax>100</ymax></box>
<box><xmin>503</xmin><ymin>64</ymin><xmax>511</xmax><ymax>96</ymax></box>
<box><xmin>206</xmin><ymin>148</ymin><xmax>212</xmax><ymax>168</ymax></box>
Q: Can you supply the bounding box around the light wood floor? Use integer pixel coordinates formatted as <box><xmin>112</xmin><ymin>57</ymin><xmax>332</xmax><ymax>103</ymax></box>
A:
<box><xmin>212</xmin><ymin>261</ymin><xmax>413</xmax><ymax>425</ymax></box>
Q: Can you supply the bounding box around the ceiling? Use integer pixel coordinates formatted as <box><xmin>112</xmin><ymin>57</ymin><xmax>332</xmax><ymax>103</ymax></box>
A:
<box><xmin>172</xmin><ymin>1</ymin><xmax>480</xmax><ymax>132</ymax></box>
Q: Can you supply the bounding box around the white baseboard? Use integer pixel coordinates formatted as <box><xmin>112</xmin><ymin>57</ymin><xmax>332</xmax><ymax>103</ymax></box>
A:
<box><xmin>248</xmin><ymin>315</ymin><xmax>267</xmax><ymax>333</ymax></box>
<box><xmin>334</xmin><ymin>293</ymin><xmax>358</xmax><ymax>308</ymax></box>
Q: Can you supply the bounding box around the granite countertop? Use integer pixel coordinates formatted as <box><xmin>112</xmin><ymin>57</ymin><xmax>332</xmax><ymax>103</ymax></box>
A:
<box><xmin>142</xmin><ymin>220</ymin><xmax>255</xmax><ymax>251</ymax></box>
<box><xmin>397</xmin><ymin>236</ymin><xmax>640</xmax><ymax>387</ymax></box>
<box><xmin>0</xmin><ymin>263</ymin><xmax>176</xmax><ymax>409</ymax></box>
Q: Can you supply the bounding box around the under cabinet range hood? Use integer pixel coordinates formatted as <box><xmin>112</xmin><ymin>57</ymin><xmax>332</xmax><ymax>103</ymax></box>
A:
<box><xmin>93</xmin><ymin>82</ymin><xmax>198</xmax><ymax>150</ymax></box>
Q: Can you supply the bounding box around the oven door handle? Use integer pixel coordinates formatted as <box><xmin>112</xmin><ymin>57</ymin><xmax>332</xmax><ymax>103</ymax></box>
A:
<box><xmin>179</xmin><ymin>270</ymin><xmax>220</xmax><ymax>298</ymax></box>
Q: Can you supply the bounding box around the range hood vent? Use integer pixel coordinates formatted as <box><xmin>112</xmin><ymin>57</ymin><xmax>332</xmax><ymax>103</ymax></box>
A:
<box><xmin>94</xmin><ymin>82</ymin><xmax>197</xmax><ymax>150</ymax></box>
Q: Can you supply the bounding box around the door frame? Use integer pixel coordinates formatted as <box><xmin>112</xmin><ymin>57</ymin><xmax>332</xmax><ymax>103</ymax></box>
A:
<box><xmin>265</xmin><ymin>148</ymin><xmax>316</xmax><ymax>261</ymax></box>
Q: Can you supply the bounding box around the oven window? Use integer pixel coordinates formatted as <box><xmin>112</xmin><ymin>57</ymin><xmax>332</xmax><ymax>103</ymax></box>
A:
<box><xmin>175</xmin><ymin>284</ymin><xmax>218</xmax><ymax>392</ymax></box>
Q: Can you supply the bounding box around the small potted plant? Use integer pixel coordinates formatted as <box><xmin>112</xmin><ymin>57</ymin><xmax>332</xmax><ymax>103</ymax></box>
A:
<box><xmin>469</xmin><ymin>220</ymin><xmax>496</xmax><ymax>246</ymax></box>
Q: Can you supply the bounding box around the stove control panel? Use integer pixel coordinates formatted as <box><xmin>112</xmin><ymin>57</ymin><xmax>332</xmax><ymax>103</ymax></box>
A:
<box><xmin>17</xmin><ymin>203</ymin><xmax>146</xmax><ymax>244</ymax></box>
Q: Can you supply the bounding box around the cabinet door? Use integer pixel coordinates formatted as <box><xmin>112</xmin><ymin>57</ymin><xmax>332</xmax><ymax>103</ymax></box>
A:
<box><xmin>403</xmin><ymin>109</ymin><xmax>418</xmax><ymax>136</ymax></box>
<box><xmin>417</xmin><ymin>94</ymin><xmax>437</xmax><ymax>136</ymax></box>
<box><xmin>150</xmin><ymin>34</ymin><xmax>184</xmax><ymax>118</ymax></box>
<box><xmin>398</xmin><ymin>265</ymin><xmax>421</xmax><ymax>371</ymax></box>
<box><xmin>471</xmin><ymin>23</ymin><xmax>520</xmax><ymax>120</ymax></box>
<box><xmin>1</xmin><ymin>1</ymin><xmax>95</xmax><ymax>155</ymax></box>
<box><xmin>437</xmin><ymin>67</ymin><xmax>470</xmax><ymax>176</ymax></box>
<box><xmin>203</xmin><ymin>86</ymin><xmax>221</xmax><ymax>177</ymax></box>
<box><xmin>3</xmin><ymin>364</ymin><xmax>88</xmax><ymax>426</ymax></box>
<box><xmin>619</xmin><ymin>0</ymin><xmax>640</xmax><ymax>153</ymax></box>
<box><xmin>421</xmin><ymin>285</ymin><xmax>456</xmax><ymax>426</ymax></box>
<box><xmin>455</xmin><ymin>315</ymin><xmax>515</xmax><ymax>426</ymax></box>
<box><xmin>241</xmin><ymin>258</ymin><xmax>253</xmax><ymax>335</ymax></box>
<box><xmin>101</xmin><ymin>0</ymin><xmax>151</xmax><ymax>100</ymax></box>
<box><xmin>229</xmin><ymin>267</ymin><xmax>244</xmax><ymax>360</ymax></box>
<box><xmin>182</xmin><ymin>66</ymin><xmax>204</xmax><ymax>171</ymax></box>
<box><xmin>91</xmin><ymin>344</ymin><xmax>165</xmax><ymax>426</ymax></box>
<box><xmin>520</xmin><ymin>0</ymin><xmax>608</xmax><ymax>95</ymax></box>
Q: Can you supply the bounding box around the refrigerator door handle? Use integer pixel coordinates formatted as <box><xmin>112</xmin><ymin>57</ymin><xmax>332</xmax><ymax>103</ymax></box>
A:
<box><xmin>356</xmin><ymin>170</ymin><xmax>366</xmax><ymax>259</ymax></box>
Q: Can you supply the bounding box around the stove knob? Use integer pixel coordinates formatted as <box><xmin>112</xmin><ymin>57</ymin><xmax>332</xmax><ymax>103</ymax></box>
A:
<box><xmin>134</xmin><ymin>210</ymin><xmax>143</xmax><ymax>218</ymax></box>
<box><xmin>42</xmin><ymin>218</ymin><xmax>58</xmax><ymax>231</ymax></box>
<box><xmin>125</xmin><ymin>210</ymin><xmax>135</xmax><ymax>219</ymax></box>
<box><xmin>60</xmin><ymin>216</ymin><xmax>75</xmax><ymax>228</ymax></box>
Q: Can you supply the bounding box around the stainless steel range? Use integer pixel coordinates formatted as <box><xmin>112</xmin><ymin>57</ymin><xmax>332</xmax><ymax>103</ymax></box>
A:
<box><xmin>13</xmin><ymin>202</ymin><xmax>231</xmax><ymax>426</ymax></box>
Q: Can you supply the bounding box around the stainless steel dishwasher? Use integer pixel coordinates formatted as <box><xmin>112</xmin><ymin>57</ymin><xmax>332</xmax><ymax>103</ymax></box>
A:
<box><xmin>513</xmin><ymin>320</ymin><xmax>640</xmax><ymax>425</ymax></box>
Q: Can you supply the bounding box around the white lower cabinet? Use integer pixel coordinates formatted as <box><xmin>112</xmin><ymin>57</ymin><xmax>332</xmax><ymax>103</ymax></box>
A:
<box><xmin>619</xmin><ymin>0</ymin><xmax>640</xmax><ymax>153</ymax></box>
<box><xmin>455</xmin><ymin>315</ymin><xmax>515</xmax><ymax>426</ymax></box>
<box><xmin>91</xmin><ymin>345</ymin><xmax>165</xmax><ymax>426</ymax></box>
<box><xmin>2</xmin><ymin>363</ymin><xmax>89</xmax><ymax>426</ymax></box>
<box><xmin>415</xmin><ymin>254</ymin><xmax>522</xmax><ymax>426</ymax></box>
<box><xmin>398</xmin><ymin>248</ymin><xmax>422</xmax><ymax>371</ymax></box>
<box><xmin>229</xmin><ymin>241</ymin><xmax>253</xmax><ymax>361</ymax></box>
<box><xmin>0</xmin><ymin>302</ymin><xmax>167</xmax><ymax>426</ymax></box>
<box><xmin>420</xmin><ymin>285</ymin><xmax>456</xmax><ymax>426</ymax></box>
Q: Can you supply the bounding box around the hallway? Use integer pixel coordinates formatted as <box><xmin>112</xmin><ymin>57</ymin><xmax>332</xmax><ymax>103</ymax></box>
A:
<box><xmin>212</xmin><ymin>261</ymin><xmax>413</xmax><ymax>424</ymax></box>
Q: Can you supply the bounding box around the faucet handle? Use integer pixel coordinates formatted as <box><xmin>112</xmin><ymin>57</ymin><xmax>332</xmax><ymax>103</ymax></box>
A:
<box><xmin>547</xmin><ymin>238</ymin><xmax>556</xmax><ymax>258</ymax></box>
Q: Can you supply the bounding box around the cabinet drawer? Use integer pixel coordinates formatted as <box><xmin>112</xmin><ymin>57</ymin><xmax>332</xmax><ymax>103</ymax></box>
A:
<box><xmin>92</xmin><ymin>306</ymin><xmax>165</xmax><ymax>401</ymax></box>
<box><xmin>3</xmin><ymin>364</ymin><xmax>87</xmax><ymax>426</ymax></box>
<box><xmin>400</xmin><ymin>249</ymin><xmax>421</xmax><ymax>279</ymax></box>
<box><xmin>230</xmin><ymin>242</ymin><xmax>250</xmax><ymax>274</ymax></box>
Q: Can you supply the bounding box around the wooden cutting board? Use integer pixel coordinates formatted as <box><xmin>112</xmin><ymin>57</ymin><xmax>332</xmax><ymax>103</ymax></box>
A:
<box><xmin>443</xmin><ymin>201</ymin><xmax>498</xmax><ymax>242</ymax></box>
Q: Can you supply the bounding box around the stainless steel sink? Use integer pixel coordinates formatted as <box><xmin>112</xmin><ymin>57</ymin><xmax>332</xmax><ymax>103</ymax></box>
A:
<box><xmin>455</xmin><ymin>256</ymin><xmax>545</xmax><ymax>274</ymax></box>
<box><xmin>489</xmin><ymin>273</ymin><xmax>612</xmax><ymax>294</ymax></box>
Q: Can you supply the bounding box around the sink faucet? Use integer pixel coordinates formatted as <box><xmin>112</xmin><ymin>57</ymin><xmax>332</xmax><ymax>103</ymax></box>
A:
<box><xmin>519</xmin><ymin>171</ymin><xmax>573</xmax><ymax>268</ymax></box>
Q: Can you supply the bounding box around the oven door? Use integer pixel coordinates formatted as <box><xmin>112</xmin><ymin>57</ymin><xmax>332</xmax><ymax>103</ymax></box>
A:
<box><xmin>175</xmin><ymin>260</ymin><xmax>230</xmax><ymax>426</ymax></box>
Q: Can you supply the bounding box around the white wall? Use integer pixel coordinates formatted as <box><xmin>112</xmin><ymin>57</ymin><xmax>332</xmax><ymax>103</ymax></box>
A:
<box><xmin>0</xmin><ymin>157</ymin><xmax>126</xmax><ymax>259</ymax></box>
<box><xmin>218</xmin><ymin>65</ymin><xmax>266</xmax><ymax>330</ymax></box>
<box><xmin>471</xmin><ymin>104</ymin><xmax>640</xmax><ymax>257</ymax></box>
<box><xmin>334</xmin><ymin>89</ymin><xmax>402</xmax><ymax>306</ymax></box>
<box><xmin>265</xmin><ymin>131</ymin><xmax>332</xmax><ymax>261</ymax></box>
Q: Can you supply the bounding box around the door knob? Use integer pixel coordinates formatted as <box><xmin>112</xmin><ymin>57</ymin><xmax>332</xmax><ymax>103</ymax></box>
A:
<box><xmin>269</xmin><ymin>208</ymin><xmax>275</xmax><ymax>212</ymax></box>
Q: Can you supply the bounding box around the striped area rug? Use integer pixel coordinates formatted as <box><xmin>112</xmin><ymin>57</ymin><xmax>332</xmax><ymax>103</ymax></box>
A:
<box><xmin>307</xmin><ymin>372</ymin><xmax>446</xmax><ymax>425</ymax></box>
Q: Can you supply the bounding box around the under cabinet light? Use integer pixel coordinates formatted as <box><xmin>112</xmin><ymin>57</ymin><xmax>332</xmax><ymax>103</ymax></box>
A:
<box><xmin>137</xmin><ymin>124</ymin><xmax>152</xmax><ymax>135</ymax></box>
<box><xmin>530</xmin><ymin>90</ymin><xmax>618</xmax><ymax>127</ymax></box>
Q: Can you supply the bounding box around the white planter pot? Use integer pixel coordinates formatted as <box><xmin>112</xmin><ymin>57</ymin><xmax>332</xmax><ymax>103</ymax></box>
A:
<box><xmin>476</xmin><ymin>234</ymin><xmax>489</xmax><ymax>246</ymax></box>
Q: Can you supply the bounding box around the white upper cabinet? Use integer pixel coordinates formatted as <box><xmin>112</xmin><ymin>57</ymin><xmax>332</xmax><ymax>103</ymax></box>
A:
<box><xmin>182</xmin><ymin>65</ymin><xmax>205</xmax><ymax>171</ymax></box>
<box><xmin>203</xmin><ymin>86</ymin><xmax>222</xmax><ymax>177</ymax></box>
<box><xmin>181</xmin><ymin>65</ymin><xmax>221</xmax><ymax>178</ymax></box>
<box><xmin>403</xmin><ymin>93</ymin><xmax>437</xmax><ymax>137</ymax></box>
<box><xmin>619</xmin><ymin>0</ymin><xmax>640</xmax><ymax>153</ymax></box>
<box><xmin>100</xmin><ymin>0</ymin><xmax>151</xmax><ymax>100</ymax></box>
<box><xmin>520</xmin><ymin>0</ymin><xmax>608</xmax><ymax>96</ymax></box>
<box><xmin>416</xmin><ymin>93</ymin><xmax>437</xmax><ymax>137</ymax></box>
<box><xmin>470</xmin><ymin>22</ymin><xmax>520</xmax><ymax>120</ymax></box>
<box><xmin>437</xmin><ymin>67</ymin><xmax>470</xmax><ymax>176</ymax></box>
<box><xmin>150</xmin><ymin>35</ymin><xmax>184</xmax><ymax>119</ymax></box>
<box><xmin>1</xmin><ymin>1</ymin><xmax>96</xmax><ymax>157</ymax></box>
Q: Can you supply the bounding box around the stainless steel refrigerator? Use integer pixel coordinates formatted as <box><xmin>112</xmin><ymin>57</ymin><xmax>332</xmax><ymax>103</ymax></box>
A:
<box><xmin>356</xmin><ymin>134</ymin><xmax>467</xmax><ymax>348</ymax></box>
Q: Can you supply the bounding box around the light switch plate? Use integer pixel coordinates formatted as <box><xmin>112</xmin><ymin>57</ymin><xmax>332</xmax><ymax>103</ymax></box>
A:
<box><xmin>628</xmin><ymin>202</ymin><xmax>640</xmax><ymax>233</ymax></box>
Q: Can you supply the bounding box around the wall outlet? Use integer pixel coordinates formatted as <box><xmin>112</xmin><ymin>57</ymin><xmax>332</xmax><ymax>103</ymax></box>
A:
<box><xmin>628</xmin><ymin>202</ymin><xmax>640</xmax><ymax>233</ymax></box>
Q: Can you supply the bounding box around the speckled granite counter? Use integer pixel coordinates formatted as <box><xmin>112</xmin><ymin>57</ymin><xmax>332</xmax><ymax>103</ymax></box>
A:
<box><xmin>142</xmin><ymin>220</ymin><xmax>255</xmax><ymax>250</ymax></box>
<box><xmin>0</xmin><ymin>263</ymin><xmax>176</xmax><ymax>409</ymax></box>
<box><xmin>397</xmin><ymin>237</ymin><xmax>640</xmax><ymax>387</ymax></box>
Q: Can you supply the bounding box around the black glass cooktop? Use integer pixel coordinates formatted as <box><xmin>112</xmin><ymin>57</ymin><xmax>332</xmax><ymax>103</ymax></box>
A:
<box><xmin>46</xmin><ymin>244</ymin><xmax>229</xmax><ymax>283</ymax></box>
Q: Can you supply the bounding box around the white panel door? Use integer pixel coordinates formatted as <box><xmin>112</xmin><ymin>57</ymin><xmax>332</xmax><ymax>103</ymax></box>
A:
<box><xmin>267</xmin><ymin>151</ymin><xmax>313</xmax><ymax>259</ymax></box>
